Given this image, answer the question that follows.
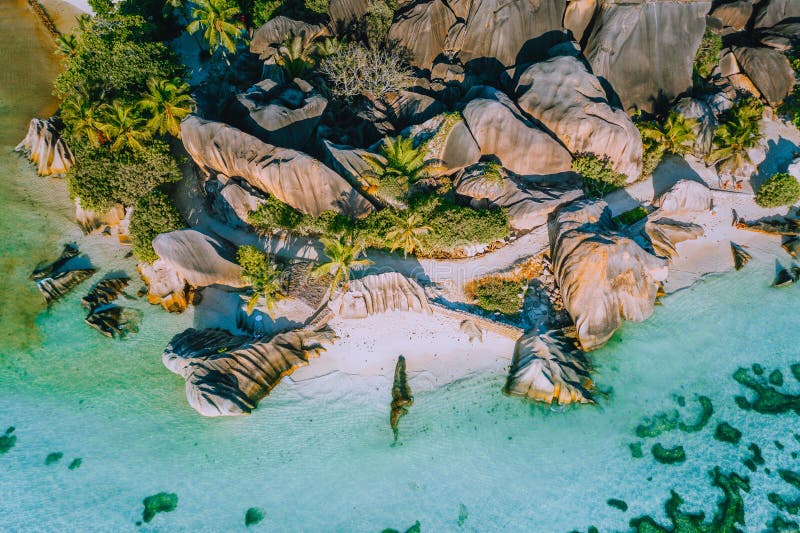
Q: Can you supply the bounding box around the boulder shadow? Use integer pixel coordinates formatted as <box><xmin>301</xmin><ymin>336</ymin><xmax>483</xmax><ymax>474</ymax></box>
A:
<box><xmin>752</xmin><ymin>137</ymin><xmax>799</xmax><ymax>191</ymax></box>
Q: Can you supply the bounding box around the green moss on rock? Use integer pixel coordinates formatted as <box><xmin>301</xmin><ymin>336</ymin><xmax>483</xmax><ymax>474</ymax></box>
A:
<box><xmin>0</xmin><ymin>426</ymin><xmax>16</xmax><ymax>455</ymax></box>
<box><xmin>733</xmin><ymin>367</ymin><xmax>800</xmax><ymax>415</ymax></box>
<box><xmin>713</xmin><ymin>422</ymin><xmax>742</xmax><ymax>445</ymax></box>
<box><xmin>652</xmin><ymin>443</ymin><xmax>686</xmax><ymax>465</ymax></box>
<box><xmin>68</xmin><ymin>458</ymin><xmax>82</xmax><ymax>470</ymax></box>
<box><xmin>678</xmin><ymin>396</ymin><xmax>714</xmax><ymax>433</ymax></box>
<box><xmin>769</xmin><ymin>370</ymin><xmax>784</xmax><ymax>387</ymax></box>
<box><xmin>45</xmin><ymin>452</ymin><xmax>63</xmax><ymax>465</ymax></box>
<box><xmin>630</xmin><ymin>442</ymin><xmax>644</xmax><ymax>458</ymax></box>
<box><xmin>607</xmin><ymin>498</ymin><xmax>629</xmax><ymax>512</ymax></box>
<box><xmin>142</xmin><ymin>492</ymin><xmax>178</xmax><ymax>523</ymax></box>
<box><xmin>245</xmin><ymin>507</ymin><xmax>264</xmax><ymax>527</ymax></box>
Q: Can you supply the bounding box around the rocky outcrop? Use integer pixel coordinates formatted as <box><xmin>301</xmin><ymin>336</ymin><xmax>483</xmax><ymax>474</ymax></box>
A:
<box><xmin>549</xmin><ymin>200</ymin><xmax>668</xmax><ymax>350</ymax></box>
<box><xmin>163</xmin><ymin>325</ymin><xmax>337</xmax><ymax>416</ymax></box>
<box><xmin>328</xmin><ymin>272</ymin><xmax>431</xmax><ymax>318</ymax></box>
<box><xmin>390</xmin><ymin>355</ymin><xmax>413</xmax><ymax>441</ymax></box>
<box><xmin>250</xmin><ymin>17</ymin><xmax>327</xmax><ymax>60</ymax></box>
<box><xmin>388</xmin><ymin>0</ymin><xmax>457</xmax><ymax>72</ymax></box>
<box><xmin>406</xmin><ymin>113</ymin><xmax>481</xmax><ymax>176</ymax></box>
<box><xmin>233</xmin><ymin>79</ymin><xmax>327</xmax><ymax>150</ymax></box>
<box><xmin>504</xmin><ymin>329</ymin><xmax>595</xmax><ymax>405</ymax></box>
<box><xmin>731</xmin><ymin>46</ymin><xmax>796</xmax><ymax>107</ymax></box>
<box><xmin>85</xmin><ymin>306</ymin><xmax>142</xmax><ymax>338</ymax></box>
<box><xmin>371</xmin><ymin>91</ymin><xmax>446</xmax><ymax>134</ymax></box>
<box><xmin>709</xmin><ymin>0</ymin><xmax>753</xmax><ymax>31</ymax></box>
<box><xmin>81</xmin><ymin>277</ymin><xmax>130</xmax><ymax>310</ymax></box>
<box><xmin>516</xmin><ymin>56</ymin><xmax>643</xmax><ymax>181</ymax></box>
<box><xmin>38</xmin><ymin>269</ymin><xmax>96</xmax><ymax>306</ymax></box>
<box><xmin>328</xmin><ymin>0</ymin><xmax>371</xmax><ymax>28</ymax></box>
<box><xmin>645</xmin><ymin>218</ymin><xmax>704</xmax><ymax>259</ymax></box>
<box><xmin>653</xmin><ymin>179</ymin><xmax>713</xmax><ymax>213</ymax></box>
<box><xmin>152</xmin><ymin>230</ymin><xmax>245</xmax><ymax>289</ymax></box>
<box><xmin>564</xmin><ymin>0</ymin><xmax>597</xmax><ymax>42</ymax></box>
<box><xmin>583</xmin><ymin>0</ymin><xmax>709</xmax><ymax>113</ymax></box>
<box><xmin>30</xmin><ymin>243</ymin><xmax>79</xmax><ymax>281</ymax></box>
<box><xmin>138</xmin><ymin>260</ymin><xmax>192</xmax><ymax>313</ymax></box>
<box><xmin>462</xmin><ymin>87</ymin><xmax>572</xmax><ymax>177</ymax></box>
<box><xmin>674</xmin><ymin>98</ymin><xmax>718</xmax><ymax>155</ymax></box>
<box><xmin>783</xmin><ymin>237</ymin><xmax>800</xmax><ymax>258</ymax></box>
<box><xmin>181</xmin><ymin>115</ymin><xmax>372</xmax><ymax>217</ymax></box>
<box><xmin>752</xmin><ymin>0</ymin><xmax>800</xmax><ymax>29</ymax></box>
<box><xmin>15</xmin><ymin>118</ymin><xmax>74</xmax><ymax>176</ymax></box>
<box><xmin>209</xmin><ymin>179</ymin><xmax>266</xmax><ymax>228</ymax></box>
<box><xmin>455</xmin><ymin>163</ymin><xmax>582</xmax><ymax>231</ymax></box>
<box><xmin>731</xmin><ymin>242</ymin><xmax>751</xmax><ymax>270</ymax></box>
<box><xmin>74</xmin><ymin>200</ymin><xmax>130</xmax><ymax>242</ymax></box>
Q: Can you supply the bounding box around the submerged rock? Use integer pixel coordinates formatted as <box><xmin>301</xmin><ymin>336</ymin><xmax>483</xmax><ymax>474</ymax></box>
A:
<box><xmin>390</xmin><ymin>355</ymin><xmax>413</xmax><ymax>441</ymax></box>
<box><xmin>773</xmin><ymin>265</ymin><xmax>795</xmax><ymax>287</ymax></box>
<box><xmin>68</xmin><ymin>458</ymin><xmax>82</xmax><ymax>470</ymax></box>
<box><xmin>15</xmin><ymin>118</ymin><xmax>74</xmax><ymax>176</ymax></box>
<box><xmin>733</xmin><ymin>366</ymin><xmax>800</xmax><ymax>415</ymax></box>
<box><xmin>731</xmin><ymin>242</ymin><xmax>752</xmax><ymax>271</ymax></box>
<box><xmin>37</xmin><ymin>269</ymin><xmax>97</xmax><ymax>306</ymax></box>
<box><xmin>328</xmin><ymin>273</ymin><xmax>431</xmax><ymax>319</ymax></box>
<box><xmin>85</xmin><ymin>306</ymin><xmax>142</xmax><ymax>338</ymax></box>
<box><xmin>516</xmin><ymin>56</ymin><xmax>643</xmax><ymax>181</ymax></box>
<box><xmin>549</xmin><ymin>200</ymin><xmax>668</xmax><ymax>351</ymax></box>
<box><xmin>30</xmin><ymin>243</ymin><xmax>79</xmax><ymax>281</ymax></box>
<box><xmin>142</xmin><ymin>492</ymin><xmax>178</xmax><ymax>523</ymax></box>
<box><xmin>163</xmin><ymin>325</ymin><xmax>337</xmax><ymax>416</ymax></box>
<box><xmin>651</xmin><ymin>443</ymin><xmax>686</xmax><ymax>465</ymax></box>
<box><xmin>0</xmin><ymin>427</ymin><xmax>16</xmax><ymax>454</ymax></box>
<box><xmin>714</xmin><ymin>422</ymin><xmax>743</xmax><ymax>445</ymax></box>
<box><xmin>245</xmin><ymin>507</ymin><xmax>265</xmax><ymax>527</ymax></box>
<box><xmin>45</xmin><ymin>452</ymin><xmax>63</xmax><ymax>465</ymax></box>
<box><xmin>504</xmin><ymin>329</ymin><xmax>595</xmax><ymax>405</ymax></box>
<box><xmin>81</xmin><ymin>277</ymin><xmax>130</xmax><ymax>310</ymax></box>
<box><xmin>181</xmin><ymin>115</ymin><xmax>371</xmax><ymax>217</ymax></box>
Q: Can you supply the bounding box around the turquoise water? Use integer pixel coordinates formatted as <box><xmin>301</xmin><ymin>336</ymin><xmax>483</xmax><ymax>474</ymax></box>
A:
<box><xmin>2</xmin><ymin>4</ymin><xmax>800</xmax><ymax>532</ymax></box>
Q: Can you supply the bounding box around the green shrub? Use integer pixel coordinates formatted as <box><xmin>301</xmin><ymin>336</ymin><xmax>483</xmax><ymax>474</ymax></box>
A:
<box><xmin>473</xmin><ymin>277</ymin><xmax>524</xmax><ymax>316</ymax></box>
<box><xmin>365</xmin><ymin>0</ymin><xmax>394</xmax><ymax>49</ymax></box>
<box><xmin>613</xmin><ymin>207</ymin><xmax>648</xmax><ymax>226</ymax></box>
<box><xmin>755</xmin><ymin>173</ymin><xmax>800</xmax><ymax>208</ymax></box>
<box><xmin>129</xmin><ymin>190</ymin><xmax>184</xmax><ymax>262</ymax></box>
<box><xmin>67</xmin><ymin>140</ymin><xmax>182</xmax><ymax>212</ymax></box>
<box><xmin>572</xmin><ymin>153</ymin><xmax>628</xmax><ymax>198</ymax></box>
<box><xmin>249</xmin><ymin>197</ymin><xmax>355</xmax><ymax>236</ymax></box>
<box><xmin>778</xmin><ymin>49</ymin><xmax>800</xmax><ymax>129</ymax></box>
<box><xmin>694</xmin><ymin>28</ymin><xmax>723</xmax><ymax>79</ymax></box>
<box><xmin>250</xmin><ymin>0</ymin><xmax>283</xmax><ymax>26</ymax></box>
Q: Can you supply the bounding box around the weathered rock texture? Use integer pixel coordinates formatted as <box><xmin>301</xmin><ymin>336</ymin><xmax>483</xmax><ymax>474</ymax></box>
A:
<box><xmin>37</xmin><ymin>269</ymin><xmax>96</xmax><ymax>306</ymax></box>
<box><xmin>752</xmin><ymin>0</ymin><xmax>800</xmax><ymax>29</ymax></box>
<box><xmin>564</xmin><ymin>0</ymin><xmax>597</xmax><ymax>42</ymax></box>
<box><xmin>653</xmin><ymin>179</ymin><xmax>713</xmax><ymax>213</ymax></box>
<box><xmin>583</xmin><ymin>0</ymin><xmax>710</xmax><ymax>113</ymax></box>
<box><xmin>645</xmin><ymin>218</ymin><xmax>704</xmax><ymax>259</ymax></box>
<box><xmin>455</xmin><ymin>163</ymin><xmax>582</xmax><ymax>231</ymax></box>
<box><xmin>549</xmin><ymin>200</ymin><xmax>668</xmax><ymax>350</ymax></box>
<box><xmin>516</xmin><ymin>56</ymin><xmax>643</xmax><ymax>181</ymax></box>
<box><xmin>74</xmin><ymin>200</ymin><xmax>130</xmax><ymax>242</ymax></box>
<box><xmin>15</xmin><ymin>118</ymin><xmax>74</xmax><ymax>176</ymax></box>
<box><xmin>328</xmin><ymin>273</ymin><xmax>431</xmax><ymax>318</ymax></box>
<box><xmin>709</xmin><ymin>0</ymin><xmax>753</xmax><ymax>31</ymax></box>
<box><xmin>732</xmin><ymin>46</ymin><xmax>796</xmax><ymax>107</ymax></box>
<box><xmin>31</xmin><ymin>243</ymin><xmax>79</xmax><ymax>281</ymax></box>
<box><xmin>163</xmin><ymin>325</ymin><xmax>337</xmax><ymax>416</ymax></box>
<box><xmin>462</xmin><ymin>87</ymin><xmax>572</xmax><ymax>177</ymax></box>
<box><xmin>139</xmin><ymin>260</ymin><xmax>192</xmax><ymax>313</ymax></box>
<box><xmin>731</xmin><ymin>242</ymin><xmax>751</xmax><ymax>270</ymax></box>
<box><xmin>85</xmin><ymin>306</ymin><xmax>142</xmax><ymax>338</ymax></box>
<box><xmin>390</xmin><ymin>355</ymin><xmax>413</xmax><ymax>441</ymax></box>
<box><xmin>209</xmin><ymin>179</ymin><xmax>266</xmax><ymax>228</ymax></box>
<box><xmin>406</xmin><ymin>113</ymin><xmax>481</xmax><ymax>176</ymax></box>
<box><xmin>182</xmin><ymin>115</ymin><xmax>371</xmax><ymax>216</ymax></box>
<box><xmin>81</xmin><ymin>277</ymin><xmax>130</xmax><ymax>310</ymax></box>
<box><xmin>152</xmin><ymin>230</ymin><xmax>245</xmax><ymax>289</ymax></box>
<box><xmin>505</xmin><ymin>329</ymin><xmax>595</xmax><ymax>405</ymax></box>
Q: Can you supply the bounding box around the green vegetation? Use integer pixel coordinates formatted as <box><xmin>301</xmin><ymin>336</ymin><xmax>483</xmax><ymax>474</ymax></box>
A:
<box><xmin>709</xmin><ymin>98</ymin><xmax>763</xmax><ymax>177</ymax></box>
<box><xmin>733</xmin><ymin>365</ymin><xmax>800</xmax><ymax>415</ymax></box>
<box><xmin>607</xmin><ymin>499</ymin><xmax>629</xmax><ymax>512</ymax></box>
<box><xmin>142</xmin><ymin>492</ymin><xmax>178</xmax><ymax>523</ymax></box>
<box><xmin>635</xmin><ymin>110</ymin><xmax>699</xmax><ymax>179</ymax></box>
<box><xmin>713</xmin><ymin>422</ymin><xmax>742</xmax><ymax>445</ymax></box>
<box><xmin>187</xmin><ymin>0</ymin><xmax>245</xmax><ymax>55</ymax></box>
<box><xmin>457</xmin><ymin>503</ymin><xmax>468</xmax><ymax>527</ymax></box>
<box><xmin>314</xmin><ymin>234</ymin><xmax>373</xmax><ymax>295</ymax></box>
<box><xmin>365</xmin><ymin>0</ymin><xmax>395</xmax><ymax>49</ymax></box>
<box><xmin>364</xmin><ymin>135</ymin><xmax>430</xmax><ymax>202</ymax></box>
<box><xmin>754</xmin><ymin>172</ymin><xmax>800</xmax><ymax>208</ymax></box>
<box><xmin>614</xmin><ymin>207</ymin><xmax>648</xmax><ymax>226</ymax></box>
<box><xmin>245</xmin><ymin>507</ymin><xmax>265</xmax><ymax>526</ymax></box>
<box><xmin>137</xmin><ymin>77</ymin><xmax>194</xmax><ymax>137</ymax></box>
<box><xmin>385</xmin><ymin>212</ymin><xmax>431</xmax><ymax>258</ymax></box>
<box><xmin>677</xmin><ymin>396</ymin><xmax>714</xmax><ymax>433</ymax></box>
<box><xmin>45</xmin><ymin>452</ymin><xmax>63</xmax><ymax>465</ymax></box>
<box><xmin>651</xmin><ymin>443</ymin><xmax>686</xmax><ymax>464</ymax></box>
<box><xmin>236</xmin><ymin>246</ymin><xmax>286</xmax><ymax>316</ymax></box>
<box><xmin>276</xmin><ymin>35</ymin><xmax>316</xmax><ymax>78</ymax></box>
<box><xmin>769</xmin><ymin>369</ymin><xmax>784</xmax><ymax>386</ymax></box>
<box><xmin>129</xmin><ymin>190</ymin><xmax>185</xmax><ymax>263</ymax></box>
<box><xmin>0</xmin><ymin>427</ymin><xmax>16</xmax><ymax>454</ymax></box>
<box><xmin>635</xmin><ymin>410</ymin><xmax>679</xmax><ymax>438</ymax></box>
<box><xmin>319</xmin><ymin>44</ymin><xmax>413</xmax><ymax>101</ymax></box>
<box><xmin>694</xmin><ymin>28</ymin><xmax>723</xmax><ymax>79</ymax></box>
<box><xmin>471</xmin><ymin>277</ymin><xmax>524</xmax><ymax>316</ymax></box>
<box><xmin>778</xmin><ymin>49</ymin><xmax>800</xmax><ymax>128</ymax></box>
<box><xmin>572</xmin><ymin>152</ymin><xmax>627</xmax><ymax>198</ymax></box>
<box><xmin>742</xmin><ymin>443</ymin><xmax>765</xmax><ymax>472</ymax></box>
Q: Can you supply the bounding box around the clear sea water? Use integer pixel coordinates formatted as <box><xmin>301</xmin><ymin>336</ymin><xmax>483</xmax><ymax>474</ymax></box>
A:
<box><xmin>2</xmin><ymin>3</ymin><xmax>799</xmax><ymax>531</ymax></box>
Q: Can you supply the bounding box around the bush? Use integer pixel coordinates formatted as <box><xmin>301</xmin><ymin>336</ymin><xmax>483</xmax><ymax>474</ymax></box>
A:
<box><xmin>365</xmin><ymin>0</ymin><xmax>394</xmax><ymax>49</ymax></box>
<box><xmin>129</xmin><ymin>190</ymin><xmax>184</xmax><ymax>262</ymax></box>
<box><xmin>572</xmin><ymin>153</ymin><xmax>628</xmax><ymax>198</ymax></box>
<box><xmin>318</xmin><ymin>44</ymin><xmax>412</xmax><ymax>100</ymax></box>
<box><xmin>778</xmin><ymin>49</ymin><xmax>800</xmax><ymax>129</ymax></box>
<box><xmin>755</xmin><ymin>173</ymin><xmax>800</xmax><ymax>208</ymax></box>
<box><xmin>694</xmin><ymin>28</ymin><xmax>723</xmax><ymax>79</ymax></box>
<box><xmin>471</xmin><ymin>277</ymin><xmax>524</xmax><ymax>316</ymax></box>
<box><xmin>67</xmin><ymin>140</ymin><xmax>182</xmax><ymax>212</ymax></box>
<box><xmin>249</xmin><ymin>197</ymin><xmax>355</xmax><ymax>236</ymax></box>
<box><xmin>613</xmin><ymin>207</ymin><xmax>648</xmax><ymax>226</ymax></box>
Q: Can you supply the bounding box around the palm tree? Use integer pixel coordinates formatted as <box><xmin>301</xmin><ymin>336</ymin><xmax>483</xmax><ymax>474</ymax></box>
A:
<box><xmin>55</xmin><ymin>33</ymin><xmax>78</xmax><ymax>57</ymax></box>
<box><xmin>708</xmin><ymin>115</ymin><xmax>760</xmax><ymax>177</ymax></box>
<box><xmin>137</xmin><ymin>78</ymin><xmax>194</xmax><ymax>137</ymax></box>
<box><xmin>659</xmin><ymin>112</ymin><xmax>698</xmax><ymax>156</ymax></box>
<box><xmin>313</xmin><ymin>37</ymin><xmax>342</xmax><ymax>60</ymax></box>
<box><xmin>386</xmin><ymin>212</ymin><xmax>430</xmax><ymax>258</ymax></box>
<box><xmin>277</xmin><ymin>35</ymin><xmax>315</xmax><ymax>79</ymax></box>
<box><xmin>363</xmin><ymin>136</ymin><xmax>429</xmax><ymax>200</ymax></box>
<box><xmin>98</xmin><ymin>101</ymin><xmax>150</xmax><ymax>152</ymax></box>
<box><xmin>187</xmin><ymin>0</ymin><xmax>245</xmax><ymax>56</ymax></box>
<box><xmin>314</xmin><ymin>234</ymin><xmax>373</xmax><ymax>296</ymax></box>
<box><xmin>61</xmin><ymin>94</ymin><xmax>103</xmax><ymax>147</ymax></box>
<box><xmin>244</xmin><ymin>257</ymin><xmax>286</xmax><ymax>317</ymax></box>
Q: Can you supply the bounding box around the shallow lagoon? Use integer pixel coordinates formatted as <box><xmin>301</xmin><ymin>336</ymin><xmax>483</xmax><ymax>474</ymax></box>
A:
<box><xmin>2</xmin><ymin>3</ymin><xmax>800</xmax><ymax>531</ymax></box>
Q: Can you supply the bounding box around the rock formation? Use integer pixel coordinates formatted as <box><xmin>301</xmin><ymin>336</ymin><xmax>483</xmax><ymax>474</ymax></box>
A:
<box><xmin>208</xmin><ymin>178</ymin><xmax>266</xmax><ymax>228</ymax></box>
<box><xmin>37</xmin><ymin>269</ymin><xmax>97</xmax><ymax>306</ymax></box>
<box><xmin>461</xmin><ymin>87</ymin><xmax>572</xmax><ymax>177</ymax></box>
<box><xmin>549</xmin><ymin>200</ymin><xmax>668</xmax><ymax>350</ymax></box>
<box><xmin>327</xmin><ymin>272</ymin><xmax>432</xmax><ymax>318</ymax></box>
<box><xmin>406</xmin><ymin>112</ymin><xmax>481</xmax><ymax>176</ymax></box>
<box><xmin>30</xmin><ymin>243</ymin><xmax>79</xmax><ymax>281</ymax></box>
<box><xmin>163</xmin><ymin>325</ymin><xmax>337</xmax><ymax>416</ymax></box>
<box><xmin>731</xmin><ymin>242</ymin><xmax>752</xmax><ymax>270</ymax></box>
<box><xmin>516</xmin><ymin>56</ymin><xmax>643</xmax><ymax>181</ymax></box>
<box><xmin>181</xmin><ymin>115</ymin><xmax>372</xmax><ymax>217</ymax></box>
<box><xmin>732</xmin><ymin>46</ymin><xmax>796</xmax><ymax>107</ymax></box>
<box><xmin>390</xmin><ymin>355</ymin><xmax>413</xmax><ymax>441</ymax></box>
<box><xmin>139</xmin><ymin>260</ymin><xmax>193</xmax><ymax>313</ymax></box>
<box><xmin>653</xmin><ymin>179</ymin><xmax>713</xmax><ymax>213</ymax></box>
<box><xmin>674</xmin><ymin>98</ymin><xmax>718</xmax><ymax>155</ymax></box>
<box><xmin>504</xmin><ymin>329</ymin><xmax>595</xmax><ymax>405</ymax></box>
<box><xmin>645</xmin><ymin>218</ymin><xmax>704</xmax><ymax>260</ymax></box>
<box><xmin>455</xmin><ymin>163</ymin><xmax>582</xmax><ymax>231</ymax></box>
<box><xmin>15</xmin><ymin>118</ymin><xmax>74</xmax><ymax>176</ymax></box>
<box><xmin>783</xmin><ymin>238</ymin><xmax>800</xmax><ymax>258</ymax></box>
<box><xmin>152</xmin><ymin>229</ymin><xmax>245</xmax><ymax>289</ymax></box>
<box><xmin>74</xmin><ymin>200</ymin><xmax>130</xmax><ymax>243</ymax></box>
<box><xmin>583</xmin><ymin>0</ymin><xmax>709</xmax><ymax>113</ymax></box>
<box><xmin>85</xmin><ymin>306</ymin><xmax>142</xmax><ymax>338</ymax></box>
<box><xmin>81</xmin><ymin>277</ymin><xmax>130</xmax><ymax>310</ymax></box>
<box><xmin>250</xmin><ymin>17</ymin><xmax>328</xmax><ymax>60</ymax></box>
